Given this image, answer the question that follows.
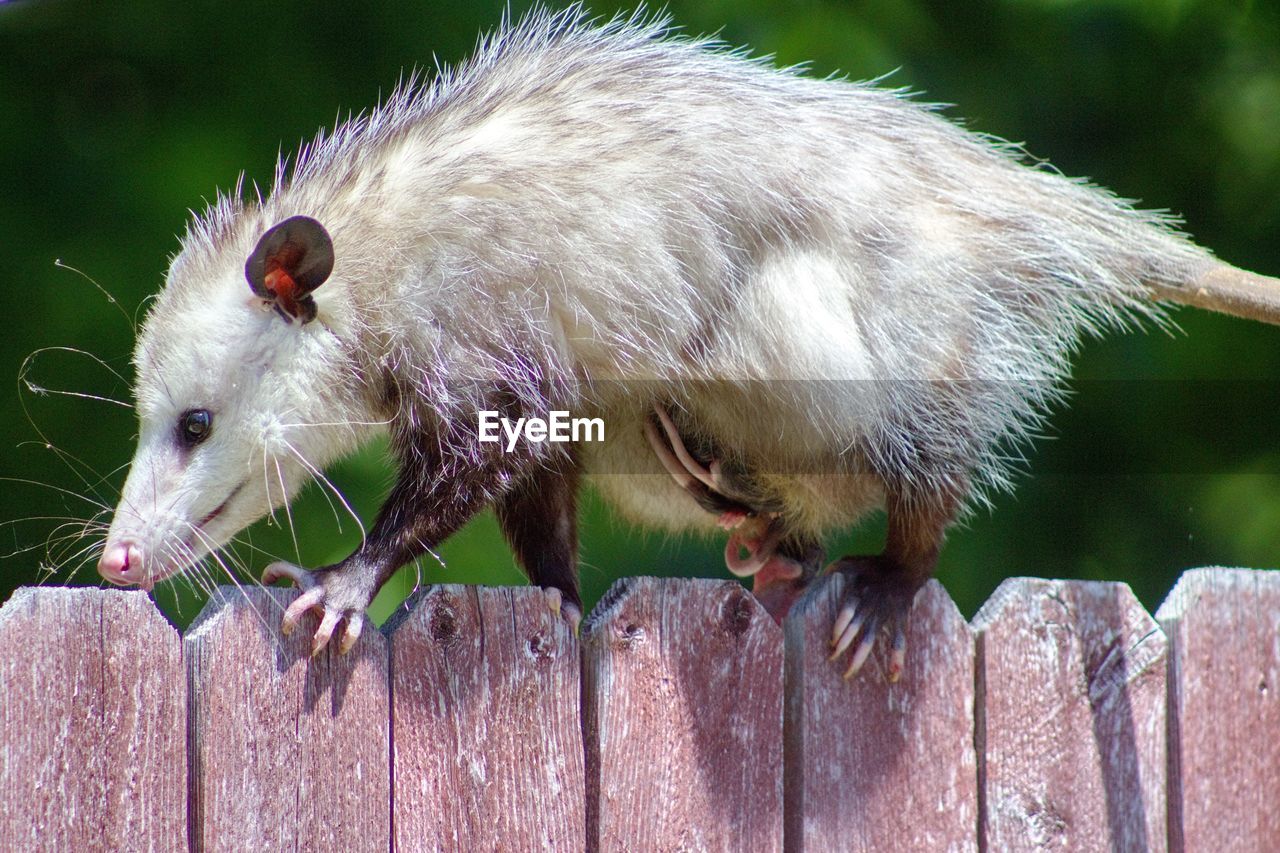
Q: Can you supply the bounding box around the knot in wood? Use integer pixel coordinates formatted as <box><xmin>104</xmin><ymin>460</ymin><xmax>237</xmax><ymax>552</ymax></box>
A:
<box><xmin>614</xmin><ymin>621</ymin><xmax>646</xmax><ymax>647</ymax></box>
<box><xmin>429</xmin><ymin>599</ymin><xmax>459</xmax><ymax>645</ymax></box>
<box><xmin>525</xmin><ymin>630</ymin><xmax>554</xmax><ymax>662</ymax></box>
<box><xmin>718</xmin><ymin>588</ymin><xmax>754</xmax><ymax>637</ymax></box>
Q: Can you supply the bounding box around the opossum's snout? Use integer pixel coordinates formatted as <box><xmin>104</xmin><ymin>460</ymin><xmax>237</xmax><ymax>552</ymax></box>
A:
<box><xmin>96</xmin><ymin>415</ymin><xmax>251</xmax><ymax>590</ymax></box>
<box><xmin>98</xmin><ymin>541</ymin><xmax>147</xmax><ymax>589</ymax></box>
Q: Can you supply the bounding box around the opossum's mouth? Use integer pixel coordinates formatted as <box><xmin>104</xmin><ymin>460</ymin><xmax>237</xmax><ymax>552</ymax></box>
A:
<box><xmin>196</xmin><ymin>487</ymin><xmax>238</xmax><ymax>533</ymax></box>
<box><xmin>167</xmin><ymin>482</ymin><xmax>246</xmax><ymax>579</ymax></box>
<box><xmin>103</xmin><ymin>483</ymin><xmax>249</xmax><ymax>591</ymax></box>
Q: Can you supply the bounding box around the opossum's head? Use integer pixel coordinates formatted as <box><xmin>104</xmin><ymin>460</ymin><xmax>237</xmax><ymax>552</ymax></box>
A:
<box><xmin>98</xmin><ymin>215</ymin><xmax>370</xmax><ymax>589</ymax></box>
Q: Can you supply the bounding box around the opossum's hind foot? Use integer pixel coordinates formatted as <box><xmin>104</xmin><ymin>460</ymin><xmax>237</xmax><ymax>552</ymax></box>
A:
<box><xmin>262</xmin><ymin>561</ymin><xmax>369</xmax><ymax>656</ymax></box>
<box><xmin>541</xmin><ymin>586</ymin><xmax>583</xmax><ymax>635</ymax></box>
<box><xmin>826</xmin><ymin>556</ymin><xmax>923</xmax><ymax>682</ymax></box>
<box><xmin>751</xmin><ymin>540</ymin><xmax>823</xmax><ymax>624</ymax></box>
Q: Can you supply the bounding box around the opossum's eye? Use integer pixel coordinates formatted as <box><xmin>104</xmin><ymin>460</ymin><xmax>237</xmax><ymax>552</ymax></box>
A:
<box><xmin>178</xmin><ymin>409</ymin><xmax>213</xmax><ymax>448</ymax></box>
<box><xmin>245</xmin><ymin>215</ymin><xmax>334</xmax><ymax>325</ymax></box>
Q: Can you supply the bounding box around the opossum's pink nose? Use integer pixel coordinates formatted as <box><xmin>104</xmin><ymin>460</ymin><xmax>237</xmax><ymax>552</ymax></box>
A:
<box><xmin>98</xmin><ymin>542</ymin><xmax>149</xmax><ymax>590</ymax></box>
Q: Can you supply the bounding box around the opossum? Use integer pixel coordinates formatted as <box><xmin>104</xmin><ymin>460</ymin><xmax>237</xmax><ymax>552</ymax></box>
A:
<box><xmin>97</xmin><ymin>9</ymin><xmax>1280</xmax><ymax>679</ymax></box>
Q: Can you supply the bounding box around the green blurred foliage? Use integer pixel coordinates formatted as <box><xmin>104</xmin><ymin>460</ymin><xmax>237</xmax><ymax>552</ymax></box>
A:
<box><xmin>1</xmin><ymin>0</ymin><xmax>1277</xmax><ymax>628</ymax></box>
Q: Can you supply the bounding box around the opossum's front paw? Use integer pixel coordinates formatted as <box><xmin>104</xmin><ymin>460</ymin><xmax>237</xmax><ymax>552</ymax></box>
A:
<box><xmin>826</xmin><ymin>556</ymin><xmax>924</xmax><ymax>682</ymax></box>
<box><xmin>262</xmin><ymin>561</ymin><xmax>370</xmax><ymax>656</ymax></box>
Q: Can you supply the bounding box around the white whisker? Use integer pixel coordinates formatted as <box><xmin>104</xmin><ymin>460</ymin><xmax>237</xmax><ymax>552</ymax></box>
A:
<box><xmin>282</xmin><ymin>438</ymin><xmax>366</xmax><ymax>545</ymax></box>
<box><xmin>272</xmin><ymin>456</ymin><xmax>301</xmax><ymax>562</ymax></box>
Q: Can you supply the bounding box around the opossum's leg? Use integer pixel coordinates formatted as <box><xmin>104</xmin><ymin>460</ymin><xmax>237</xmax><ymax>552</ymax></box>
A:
<box><xmin>827</xmin><ymin>485</ymin><xmax>960</xmax><ymax>682</ymax></box>
<box><xmin>494</xmin><ymin>450</ymin><xmax>583</xmax><ymax>631</ymax></box>
<box><xmin>264</xmin><ymin>438</ymin><xmax>495</xmax><ymax>655</ymax></box>
<box><xmin>751</xmin><ymin>536</ymin><xmax>824</xmax><ymax>624</ymax></box>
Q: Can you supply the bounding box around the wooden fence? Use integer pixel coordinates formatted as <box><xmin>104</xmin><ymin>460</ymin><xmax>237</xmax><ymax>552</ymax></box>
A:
<box><xmin>0</xmin><ymin>568</ymin><xmax>1276</xmax><ymax>851</ymax></box>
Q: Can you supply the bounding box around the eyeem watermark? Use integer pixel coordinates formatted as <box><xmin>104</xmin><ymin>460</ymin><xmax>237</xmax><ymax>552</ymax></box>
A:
<box><xmin>478</xmin><ymin>410</ymin><xmax>605</xmax><ymax>452</ymax></box>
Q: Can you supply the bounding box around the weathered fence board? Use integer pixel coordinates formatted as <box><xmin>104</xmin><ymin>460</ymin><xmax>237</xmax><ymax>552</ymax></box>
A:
<box><xmin>974</xmin><ymin>578</ymin><xmax>1167</xmax><ymax>852</ymax></box>
<box><xmin>1158</xmin><ymin>567</ymin><xmax>1280</xmax><ymax>853</ymax></box>
<box><xmin>3</xmin><ymin>567</ymin><xmax>1279</xmax><ymax>850</ymax></box>
<box><xmin>784</xmin><ymin>577</ymin><xmax>977</xmax><ymax>852</ymax></box>
<box><xmin>584</xmin><ymin>577</ymin><xmax>784</xmax><ymax>852</ymax></box>
<box><xmin>387</xmin><ymin>584</ymin><xmax>584</xmax><ymax>850</ymax></box>
<box><xmin>185</xmin><ymin>587</ymin><xmax>389</xmax><ymax>852</ymax></box>
<box><xmin>0</xmin><ymin>588</ymin><xmax>186</xmax><ymax>852</ymax></box>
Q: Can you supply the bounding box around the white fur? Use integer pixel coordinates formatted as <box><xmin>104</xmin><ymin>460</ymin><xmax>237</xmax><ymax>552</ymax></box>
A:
<box><xmin>108</xmin><ymin>7</ymin><xmax>1229</xmax><ymax>581</ymax></box>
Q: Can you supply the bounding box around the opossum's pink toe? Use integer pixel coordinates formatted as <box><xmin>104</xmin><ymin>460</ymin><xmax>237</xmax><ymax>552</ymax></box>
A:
<box><xmin>542</xmin><ymin>588</ymin><xmax>582</xmax><ymax>634</ymax></box>
<box><xmin>98</xmin><ymin>542</ymin><xmax>146</xmax><ymax>588</ymax></box>
<box><xmin>543</xmin><ymin>586</ymin><xmax>562</xmax><ymax>616</ymax></box>
<box><xmin>337</xmin><ymin>614</ymin><xmax>363</xmax><ymax>655</ymax></box>
<box><xmin>265</xmin><ymin>562</ymin><xmax>375</xmax><ymax>655</ymax></box>
<box><xmin>262</xmin><ymin>561</ymin><xmax>308</xmax><ymax>586</ymax></box>
<box><xmin>827</xmin><ymin>556</ymin><xmax>921</xmax><ymax>680</ymax></box>
<box><xmin>312</xmin><ymin>608</ymin><xmax>343</xmax><ymax>656</ymax></box>
<box><xmin>725</xmin><ymin>526</ymin><xmax>784</xmax><ymax>577</ymax></box>
<box><xmin>282</xmin><ymin>587</ymin><xmax>325</xmax><ymax>637</ymax></box>
<box><xmin>716</xmin><ymin>509</ymin><xmax>748</xmax><ymax>530</ymax></box>
<box><xmin>564</xmin><ymin>602</ymin><xmax>582</xmax><ymax>635</ymax></box>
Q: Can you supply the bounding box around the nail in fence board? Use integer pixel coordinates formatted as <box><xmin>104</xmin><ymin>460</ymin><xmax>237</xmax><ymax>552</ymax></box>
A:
<box><xmin>0</xmin><ymin>588</ymin><xmax>186</xmax><ymax>851</ymax></box>
<box><xmin>186</xmin><ymin>587</ymin><xmax>390</xmax><ymax>851</ymax></box>
<box><xmin>387</xmin><ymin>585</ymin><xmax>585</xmax><ymax>850</ymax></box>
<box><xmin>1158</xmin><ymin>567</ymin><xmax>1280</xmax><ymax>851</ymax></box>
<box><xmin>583</xmin><ymin>577</ymin><xmax>784</xmax><ymax>852</ymax></box>
<box><xmin>784</xmin><ymin>577</ymin><xmax>977</xmax><ymax>852</ymax></box>
<box><xmin>974</xmin><ymin>578</ymin><xmax>1167</xmax><ymax>852</ymax></box>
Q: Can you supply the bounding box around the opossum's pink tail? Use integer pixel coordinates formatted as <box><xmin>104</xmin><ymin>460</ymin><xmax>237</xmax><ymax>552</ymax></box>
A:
<box><xmin>1150</xmin><ymin>263</ymin><xmax>1280</xmax><ymax>326</ymax></box>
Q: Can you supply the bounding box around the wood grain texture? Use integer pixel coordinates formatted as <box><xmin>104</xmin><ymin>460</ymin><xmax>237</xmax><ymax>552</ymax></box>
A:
<box><xmin>974</xmin><ymin>578</ymin><xmax>1167</xmax><ymax>852</ymax></box>
<box><xmin>186</xmin><ymin>586</ymin><xmax>389</xmax><ymax>852</ymax></box>
<box><xmin>0</xmin><ymin>587</ymin><xmax>186</xmax><ymax>852</ymax></box>
<box><xmin>783</xmin><ymin>577</ymin><xmax>976</xmax><ymax>852</ymax></box>
<box><xmin>583</xmin><ymin>576</ymin><xmax>784</xmax><ymax>853</ymax></box>
<box><xmin>1157</xmin><ymin>567</ymin><xmax>1280</xmax><ymax>852</ymax></box>
<box><xmin>387</xmin><ymin>584</ymin><xmax>584</xmax><ymax>851</ymax></box>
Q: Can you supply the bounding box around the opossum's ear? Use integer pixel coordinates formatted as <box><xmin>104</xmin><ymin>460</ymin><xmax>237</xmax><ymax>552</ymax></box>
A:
<box><xmin>245</xmin><ymin>215</ymin><xmax>334</xmax><ymax>325</ymax></box>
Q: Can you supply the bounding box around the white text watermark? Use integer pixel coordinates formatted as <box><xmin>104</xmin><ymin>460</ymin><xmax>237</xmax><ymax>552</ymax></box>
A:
<box><xmin>478</xmin><ymin>410</ymin><xmax>605</xmax><ymax>452</ymax></box>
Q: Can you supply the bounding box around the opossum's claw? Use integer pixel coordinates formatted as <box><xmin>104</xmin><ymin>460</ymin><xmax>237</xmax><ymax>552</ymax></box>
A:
<box><xmin>842</xmin><ymin>614</ymin><xmax>880</xmax><ymax>680</ymax></box>
<box><xmin>828</xmin><ymin>601</ymin><xmax>866</xmax><ymax>661</ymax></box>
<box><xmin>542</xmin><ymin>586</ymin><xmax>583</xmax><ymax>635</ymax></box>
<box><xmin>263</xmin><ymin>561</ymin><xmax>324</xmax><ymax>636</ymax></box>
<box><xmin>826</xmin><ymin>556</ymin><xmax>921</xmax><ymax>682</ymax></box>
<box><xmin>888</xmin><ymin>624</ymin><xmax>907</xmax><ymax>683</ymax></box>
<box><xmin>314</xmin><ymin>609</ymin><xmax>363</xmax><ymax>657</ymax></box>
<box><xmin>282</xmin><ymin>588</ymin><xmax>326</xmax><ymax>637</ymax></box>
<box><xmin>262</xmin><ymin>559</ymin><xmax>308</xmax><ymax>587</ymax></box>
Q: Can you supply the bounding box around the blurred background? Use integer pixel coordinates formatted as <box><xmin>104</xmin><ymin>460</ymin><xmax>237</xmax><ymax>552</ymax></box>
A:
<box><xmin>1</xmin><ymin>0</ymin><xmax>1277</xmax><ymax>629</ymax></box>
